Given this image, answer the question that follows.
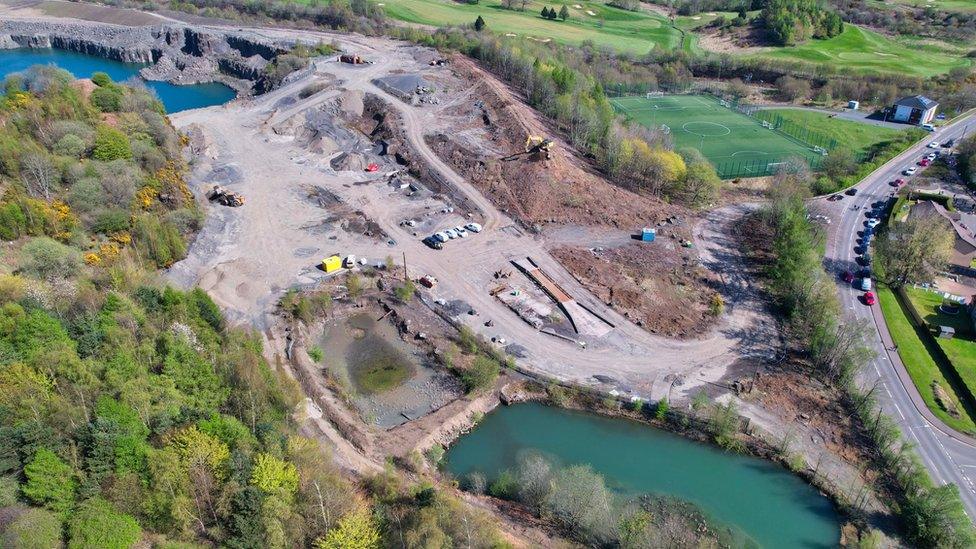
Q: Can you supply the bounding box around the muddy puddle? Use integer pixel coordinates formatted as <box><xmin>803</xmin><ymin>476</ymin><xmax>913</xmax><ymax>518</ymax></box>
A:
<box><xmin>319</xmin><ymin>313</ymin><xmax>462</xmax><ymax>429</ymax></box>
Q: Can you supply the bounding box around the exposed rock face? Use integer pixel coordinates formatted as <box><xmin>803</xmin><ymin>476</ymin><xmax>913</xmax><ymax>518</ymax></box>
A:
<box><xmin>0</xmin><ymin>19</ymin><xmax>292</xmax><ymax>95</ymax></box>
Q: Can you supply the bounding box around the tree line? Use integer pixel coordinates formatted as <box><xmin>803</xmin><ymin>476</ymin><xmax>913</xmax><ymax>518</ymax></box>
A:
<box><xmin>752</xmin><ymin>161</ymin><xmax>974</xmax><ymax>548</ymax></box>
<box><xmin>760</xmin><ymin>0</ymin><xmax>844</xmax><ymax>46</ymax></box>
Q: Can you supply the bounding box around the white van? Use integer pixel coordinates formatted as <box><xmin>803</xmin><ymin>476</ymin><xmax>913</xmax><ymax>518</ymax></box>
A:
<box><xmin>922</xmin><ymin>123</ymin><xmax>936</xmax><ymax>132</ymax></box>
<box><xmin>860</xmin><ymin>278</ymin><xmax>872</xmax><ymax>291</ymax></box>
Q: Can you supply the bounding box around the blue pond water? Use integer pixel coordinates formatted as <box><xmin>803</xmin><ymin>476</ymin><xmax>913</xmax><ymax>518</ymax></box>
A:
<box><xmin>445</xmin><ymin>402</ymin><xmax>841</xmax><ymax>549</ymax></box>
<box><xmin>0</xmin><ymin>48</ymin><xmax>236</xmax><ymax>113</ymax></box>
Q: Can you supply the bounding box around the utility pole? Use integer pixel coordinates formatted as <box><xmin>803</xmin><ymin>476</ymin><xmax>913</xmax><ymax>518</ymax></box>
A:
<box><xmin>402</xmin><ymin>252</ymin><xmax>408</xmax><ymax>282</ymax></box>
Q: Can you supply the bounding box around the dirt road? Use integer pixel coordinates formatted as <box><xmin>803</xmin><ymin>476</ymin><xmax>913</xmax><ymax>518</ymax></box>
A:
<box><xmin>165</xmin><ymin>32</ymin><xmax>776</xmax><ymax>404</ymax></box>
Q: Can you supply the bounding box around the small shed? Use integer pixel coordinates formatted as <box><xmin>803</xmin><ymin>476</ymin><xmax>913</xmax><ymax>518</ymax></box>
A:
<box><xmin>322</xmin><ymin>255</ymin><xmax>342</xmax><ymax>273</ymax></box>
<box><xmin>641</xmin><ymin>228</ymin><xmax>657</xmax><ymax>242</ymax></box>
<box><xmin>937</xmin><ymin>325</ymin><xmax>956</xmax><ymax>339</ymax></box>
<box><xmin>848</xmin><ymin>100</ymin><xmax>859</xmax><ymax>110</ymax></box>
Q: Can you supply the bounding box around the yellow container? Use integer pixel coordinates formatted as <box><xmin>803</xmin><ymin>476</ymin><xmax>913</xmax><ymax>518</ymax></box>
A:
<box><xmin>322</xmin><ymin>255</ymin><xmax>342</xmax><ymax>273</ymax></box>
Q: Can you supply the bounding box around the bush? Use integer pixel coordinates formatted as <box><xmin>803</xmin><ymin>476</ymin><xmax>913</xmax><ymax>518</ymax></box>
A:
<box><xmin>54</xmin><ymin>133</ymin><xmax>87</xmax><ymax>157</ymax></box>
<box><xmin>308</xmin><ymin>346</ymin><xmax>324</xmax><ymax>362</ymax></box>
<box><xmin>90</xmin><ymin>86</ymin><xmax>123</xmax><ymax>113</ymax></box>
<box><xmin>92</xmin><ymin>209</ymin><xmax>130</xmax><ymax>234</ymax></box>
<box><xmin>461</xmin><ymin>355</ymin><xmax>500</xmax><ymax>393</ymax></box>
<box><xmin>92</xmin><ymin>126</ymin><xmax>132</xmax><ymax>161</ymax></box>
<box><xmin>21</xmin><ymin>237</ymin><xmax>83</xmax><ymax>279</ymax></box>
<box><xmin>90</xmin><ymin>72</ymin><xmax>112</xmax><ymax>87</ymax></box>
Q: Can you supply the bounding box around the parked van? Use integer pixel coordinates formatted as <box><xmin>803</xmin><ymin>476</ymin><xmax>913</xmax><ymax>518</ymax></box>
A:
<box><xmin>922</xmin><ymin>123</ymin><xmax>936</xmax><ymax>132</ymax></box>
<box><xmin>860</xmin><ymin>277</ymin><xmax>872</xmax><ymax>291</ymax></box>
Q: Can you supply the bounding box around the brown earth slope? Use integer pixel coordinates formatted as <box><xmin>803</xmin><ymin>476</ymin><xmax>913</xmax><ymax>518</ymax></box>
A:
<box><xmin>427</xmin><ymin>55</ymin><xmax>675</xmax><ymax>229</ymax></box>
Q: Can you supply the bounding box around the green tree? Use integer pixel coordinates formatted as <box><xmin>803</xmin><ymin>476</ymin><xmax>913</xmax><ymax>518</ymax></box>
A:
<box><xmin>541</xmin><ymin>6</ymin><xmax>550</xmax><ymax>18</ymax></box>
<box><xmin>473</xmin><ymin>15</ymin><xmax>486</xmax><ymax>31</ymax></box>
<box><xmin>394</xmin><ymin>280</ymin><xmax>416</xmax><ymax>302</ymax></box>
<box><xmin>2</xmin><ymin>508</ymin><xmax>63</xmax><ymax>549</ymax></box>
<box><xmin>67</xmin><ymin>497</ymin><xmax>141</xmax><ymax>549</ymax></box>
<box><xmin>877</xmin><ymin>214</ymin><xmax>954</xmax><ymax>287</ymax></box>
<box><xmin>22</xmin><ymin>448</ymin><xmax>76</xmax><ymax>514</ymax></box>
<box><xmin>315</xmin><ymin>508</ymin><xmax>380</xmax><ymax>549</ymax></box>
<box><xmin>559</xmin><ymin>4</ymin><xmax>569</xmax><ymax>20</ymax></box>
<box><xmin>251</xmin><ymin>453</ymin><xmax>299</xmax><ymax>495</ymax></box>
<box><xmin>90</xmin><ymin>87</ymin><xmax>123</xmax><ymax>113</ymax></box>
<box><xmin>92</xmin><ymin>126</ymin><xmax>132</xmax><ymax>161</ymax></box>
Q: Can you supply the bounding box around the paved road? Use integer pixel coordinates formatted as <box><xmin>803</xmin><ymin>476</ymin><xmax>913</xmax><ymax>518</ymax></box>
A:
<box><xmin>821</xmin><ymin>113</ymin><xmax>976</xmax><ymax>519</ymax></box>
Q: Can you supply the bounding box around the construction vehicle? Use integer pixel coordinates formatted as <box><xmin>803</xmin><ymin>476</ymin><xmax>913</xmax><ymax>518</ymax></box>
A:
<box><xmin>206</xmin><ymin>185</ymin><xmax>244</xmax><ymax>207</ymax></box>
<box><xmin>502</xmin><ymin>135</ymin><xmax>554</xmax><ymax>161</ymax></box>
<box><xmin>339</xmin><ymin>54</ymin><xmax>368</xmax><ymax>65</ymax></box>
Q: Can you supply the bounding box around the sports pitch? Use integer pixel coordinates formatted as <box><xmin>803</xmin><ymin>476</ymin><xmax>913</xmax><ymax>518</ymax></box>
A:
<box><xmin>611</xmin><ymin>94</ymin><xmax>821</xmax><ymax>177</ymax></box>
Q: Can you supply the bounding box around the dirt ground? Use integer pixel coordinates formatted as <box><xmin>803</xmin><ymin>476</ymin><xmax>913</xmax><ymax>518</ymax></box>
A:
<box><xmin>426</xmin><ymin>56</ymin><xmax>674</xmax><ymax>230</ymax></box>
<box><xmin>552</xmin><ymin>240</ymin><xmax>721</xmax><ymax>339</ymax></box>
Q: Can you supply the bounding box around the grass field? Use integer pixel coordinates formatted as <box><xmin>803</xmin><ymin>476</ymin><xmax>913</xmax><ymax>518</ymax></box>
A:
<box><xmin>905</xmin><ymin>286</ymin><xmax>976</xmax><ymax>418</ymax></box>
<box><xmin>884</xmin><ymin>0</ymin><xmax>976</xmax><ymax>12</ymax></box>
<box><xmin>755</xmin><ymin>25</ymin><xmax>971</xmax><ymax>78</ymax></box>
<box><xmin>756</xmin><ymin>109</ymin><xmax>906</xmax><ymax>154</ymax></box>
<box><xmin>879</xmin><ymin>285</ymin><xmax>976</xmax><ymax>435</ymax></box>
<box><xmin>377</xmin><ymin>0</ymin><xmax>683</xmax><ymax>54</ymax></box>
<box><xmin>611</xmin><ymin>94</ymin><xmax>820</xmax><ymax>177</ymax></box>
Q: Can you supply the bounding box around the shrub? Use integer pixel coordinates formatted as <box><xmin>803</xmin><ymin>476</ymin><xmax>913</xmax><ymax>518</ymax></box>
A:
<box><xmin>92</xmin><ymin>209</ymin><xmax>130</xmax><ymax>234</ymax></box>
<box><xmin>21</xmin><ymin>237</ymin><xmax>83</xmax><ymax>279</ymax></box>
<box><xmin>90</xmin><ymin>86</ymin><xmax>123</xmax><ymax>113</ymax></box>
<box><xmin>90</xmin><ymin>72</ymin><xmax>112</xmax><ymax>87</ymax></box>
<box><xmin>92</xmin><ymin>126</ymin><xmax>132</xmax><ymax>161</ymax></box>
<box><xmin>54</xmin><ymin>133</ymin><xmax>87</xmax><ymax>157</ymax></box>
<box><xmin>2</xmin><ymin>507</ymin><xmax>63</xmax><ymax>549</ymax></box>
<box><xmin>462</xmin><ymin>355</ymin><xmax>500</xmax><ymax>393</ymax></box>
<box><xmin>308</xmin><ymin>346</ymin><xmax>324</xmax><ymax>362</ymax></box>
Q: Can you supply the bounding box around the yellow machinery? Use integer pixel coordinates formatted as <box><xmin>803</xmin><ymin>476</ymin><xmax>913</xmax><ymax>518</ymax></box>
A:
<box><xmin>502</xmin><ymin>135</ymin><xmax>554</xmax><ymax>161</ymax></box>
<box><xmin>322</xmin><ymin>255</ymin><xmax>342</xmax><ymax>273</ymax></box>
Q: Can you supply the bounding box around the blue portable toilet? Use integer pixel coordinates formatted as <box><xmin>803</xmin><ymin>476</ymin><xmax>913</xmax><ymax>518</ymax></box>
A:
<box><xmin>641</xmin><ymin>228</ymin><xmax>656</xmax><ymax>242</ymax></box>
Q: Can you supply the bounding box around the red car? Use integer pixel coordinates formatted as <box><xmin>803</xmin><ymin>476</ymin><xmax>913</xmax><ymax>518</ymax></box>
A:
<box><xmin>919</xmin><ymin>159</ymin><xmax>931</xmax><ymax>167</ymax></box>
<box><xmin>864</xmin><ymin>292</ymin><xmax>876</xmax><ymax>306</ymax></box>
<box><xmin>842</xmin><ymin>271</ymin><xmax>855</xmax><ymax>283</ymax></box>
<box><xmin>895</xmin><ymin>178</ymin><xmax>905</xmax><ymax>185</ymax></box>
<box><xmin>365</xmin><ymin>163</ymin><xmax>379</xmax><ymax>172</ymax></box>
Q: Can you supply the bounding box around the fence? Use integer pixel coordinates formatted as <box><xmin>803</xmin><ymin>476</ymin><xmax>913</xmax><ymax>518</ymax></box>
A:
<box><xmin>714</xmin><ymin>153</ymin><xmax>826</xmax><ymax>179</ymax></box>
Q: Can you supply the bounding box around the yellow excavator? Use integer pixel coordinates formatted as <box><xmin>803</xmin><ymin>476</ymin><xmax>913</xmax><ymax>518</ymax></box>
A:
<box><xmin>502</xmin><ymin>135</ymin><xmax>554</xmax><ymax>161</ymax></box>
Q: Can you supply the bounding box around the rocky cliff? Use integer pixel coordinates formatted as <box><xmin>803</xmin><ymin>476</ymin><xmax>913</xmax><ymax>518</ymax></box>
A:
<box><xmin>0</xmin><ymin>19</ymin><xmax>293</xmax><ymax>95</ymax></box>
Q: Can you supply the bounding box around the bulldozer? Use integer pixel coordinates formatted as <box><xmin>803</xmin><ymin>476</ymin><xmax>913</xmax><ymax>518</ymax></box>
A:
<box><xmin>206</xmin><ymin>185</ymin><xmax>245</xmax><ymax>207</ymax></box>
<box><xmin>502</xmin><ymin>134</ymin><xmax>554</xmax><ymax>161</ymax></box>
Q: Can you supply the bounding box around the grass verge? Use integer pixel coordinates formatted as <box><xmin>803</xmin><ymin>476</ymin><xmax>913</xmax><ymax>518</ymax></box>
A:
<box><xmin>759</xmin><ymin>109</ymin><xmax>905</xmax><ymax>154</ymax></box>
<box><xmin>877</xmin><ymin>284</ymin><xmax>976</xmax><ymax>434</ymax></box>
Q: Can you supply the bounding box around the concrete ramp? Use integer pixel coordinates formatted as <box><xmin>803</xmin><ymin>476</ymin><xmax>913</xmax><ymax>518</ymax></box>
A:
<box><xmin>512</xmin><ymin>258</ymin><xmax>612</xmax><ymax>338</ymax></box>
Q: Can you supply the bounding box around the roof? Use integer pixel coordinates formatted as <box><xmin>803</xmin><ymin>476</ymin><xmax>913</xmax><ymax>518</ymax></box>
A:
<box><xmin>894</xmin><ymin>95</ymin><xmax>938</xmax><ymax>109</ymax></box>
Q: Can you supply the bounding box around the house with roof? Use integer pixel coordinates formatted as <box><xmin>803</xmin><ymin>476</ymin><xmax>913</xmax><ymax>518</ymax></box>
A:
<box><xmin>891</xmin><ymin>95</ymin><xmax>938</xmax><ymax>126</ymax></box>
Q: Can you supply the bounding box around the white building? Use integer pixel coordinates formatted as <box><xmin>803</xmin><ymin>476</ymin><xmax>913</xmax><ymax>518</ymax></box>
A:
<box><xmin>891</xmin><ymin>95</ymin><xmax>938</xmax><ymax>125</ymax></box>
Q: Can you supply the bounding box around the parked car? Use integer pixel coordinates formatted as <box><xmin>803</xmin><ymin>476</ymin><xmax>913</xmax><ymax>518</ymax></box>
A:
<box><xmin>423</xmin><ymin>236</ymin><xmax>443</xmax><ymax>249</ymax></box>
<box><xmin>928</xmin><ymin>141</ymin><xmax>940</xmax><ymax>148</ymax></box>
<box><xmin>842</xmin><ymin>271</ymin><xmax>855</xmax><ymax>283</ymax></box>
<box><xmin>829</xmin><ymin>194</ymin><xmax>844</xmax><ymax>201</ymax></box>
<box><xmin>895</xmin><ymin>178</ymin><xmax>906</xmax><ymax>186</ymax></box>
<box><xmin>944</xmin><ymin>139</ymin><xmax>955</xmax><ymax>148</ymax></box>
<box><xmin>922</xmin><ymin>123</ymin><xmax>936</xmax><ymax>132</ymax></box>
<box><xmin>453</xmin><ymin>226</ymin><xmax>468</xmax><ymax>238</ymax></box>
<box><xmin>445</xmin><ymin>229</ymin><xmax>458</xmax><ymax>239</ymax></box>
<box><xmin>845</xmin><ymin>188</ymin><xmax>858</xmax><ymax>196</ymax></box>
<box><xmin>919</xmin><ymin>159</ymin><xmax>930</xmax><ymax>167</ymax></box>
<box><xmin>864</xmin><ymin>291</ymin><xmax>877</xmax><ymax>306</ymax></box>
<box><xmin>465</xmin><ymin>222</ymin><xmax>483</xmax><ymax>233</ymax></box>
<box><xmin>434</xmin><ymin>232</ymin><xmax>449</xmax><ymax>243</ymax></box>
<box><xmin>904</xmin><ymin>166</ymin><xmax>918</xmax><ymax>176</ymax></box>
<box><xmin>860</xmin><ymin>277</ymin><xmax>872</xmax><ymax>291</ymax></box>
<box><xmin>867</xmin><ymin>218</ymin><xmax>881</xmax><ymax>228</ymax></box>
